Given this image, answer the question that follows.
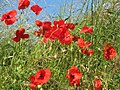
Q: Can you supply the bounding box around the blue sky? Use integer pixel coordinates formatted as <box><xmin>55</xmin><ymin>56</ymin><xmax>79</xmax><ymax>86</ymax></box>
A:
<box><xmin>0</xmin><ymin>0</ymin><xmax>75</xmax><ymax>20</ymax></box>
<box><xmin>0</xmin><ymin>0</ymin><xmax>93</xmax><ymax>22</ymax></box>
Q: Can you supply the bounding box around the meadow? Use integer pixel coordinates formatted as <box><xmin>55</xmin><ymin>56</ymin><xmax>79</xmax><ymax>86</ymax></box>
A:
<box><xmin>0</xmin><ymin>0</ymin><xmax>120</xmax><ymax>90</ymax></box>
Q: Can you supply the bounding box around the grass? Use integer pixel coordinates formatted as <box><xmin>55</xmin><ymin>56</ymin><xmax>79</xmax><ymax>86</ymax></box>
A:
<box><xmin>0</xmin><ymin>0</ymin><xmax>120</xmax><ymax>90</ymax></box>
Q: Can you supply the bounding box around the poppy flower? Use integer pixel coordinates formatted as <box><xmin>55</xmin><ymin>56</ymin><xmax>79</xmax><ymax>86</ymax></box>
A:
<box><xmin>12</xmin><ymin>28</ymin><xmax>29</xmax><ymax>42</ymax></box>
<box><xmin>103</xmin><ymin>43</ymin><xmax>116</xmax><ymax>60</ymax></box>
<box><xmin>66</xmin><ymin>66</ymin><xmax>82</xmax><ymax>87</ymax></box>
<box><xmin>31</xmin><ymin>5</ymin><xmax>42</xmax><ymax>16</ymax></box>
<box><xmin>94</xmin><ymin>79</ymin><xmax>102</xmax><ymax>90</ymax></box>
<box><xmin>35</xmin><ymin>20</ymin><xmax>42</xmax><ymax>27</ymax></box>
<box><xmin>77</xmin><ymin>38</ymin><xmax>92</xmax><ymax>49</ymax></box>
<box><xmin>67</xmin><ymin>23</ymin><xmax>75</xmax><ymax>30</ymax></box>
<box><xmin>54</xmin><ymin>20</ymin><xmax>65</xmax><ymax>27</ymax></box>
<box><xmin>85</xmin><ymin>41</ymin><xmax>92</xmax><ymax>49</ymax></box>
<box><xmin>29</xmin><ymin>83</ymin><xmax>36</xmax><ymax>90</ymax></box>
<box><xmin>81</xmin><ymin>49</ymin><xmax>95</xmax><ymax>56</ymax></box>
<box><xmin>35</xmin><ymin>69</ymin><xmax>51</xmax><ymax>85</ymax></box>
<box><xmin>34</xmin><ymin>29</ymin><xmax>43</xmax><ymax>37</ymax></box>
<box><xmin>42</xmin><ymin>21</ymin><xmax>52</xmax><ymax>30</ymax></box>
<box><xmin>18</xmin><ymin>0</ymin><xmax>30</xmax><ymax>10</ymax></box>
<box><xmin>29</xmin><ymin>69</ymin><xmax>51</xmax><ymax>90</ymax></box>
<box><xmin>63</xmin><ymin>33</ymin><xmax>73</xmax><ymax>45</ymax></box>
<box><xmin>80</xmin><ymin>26</ymin><xmax>93</xmax><ymax>34</ymax></box>
<box><xmin>1</xmin><ymin>10</ymin><xmax>17</xmax><ymax>25</ymax></box>
<box><xmin>77</xmin><ymin>38</ymin><xmax>85</xmax><ymax>49</ymax></box>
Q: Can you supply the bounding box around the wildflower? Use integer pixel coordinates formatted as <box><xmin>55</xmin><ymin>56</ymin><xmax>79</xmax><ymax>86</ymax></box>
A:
<box><xmin>31</xmin><ymin>5</ymin><xmax>42</xmax><ymax>16</ymax></box>
<box><xmin>66</xmin><ymin>66</ymin><xmax>82</xmax><ymax>87</ymax></box>
<box><xmin>35</xmin><ymin>69</ymin><xmax>51</xmax><ymax>85</ymax></box>
<box><xmin>81</xmin><ymin>49</ymin><xmax>95</xmax><ymax>56</ymax></box>
<box><xmin>35</xmin><ymin>20</ymin><xmax>42</xmax><ymax>27</ymax></box>
<box><xmin>29</xmin><ymin>69</ymin><xmax>51</xmax><ymax>90</ymax></box>
<box><xmin>1</xmin><ymin>10</ymin><xmax>17</xmax><ymax>25</ymax></box>
<box><xmin>34</xmin><ymin>29</ymin><xmax>42</xmax><ymax>37</ymax></box>
<box><xmin>18</xmin><ymin>0</ymin><xmax>30</xmax><ymax>10</ymax></box>
<box><xmin>67</xmin><ymin>23</ymin><xmax>75</xmax><ymax>30</ymax></box>
<box><xmin>12</xmin><ymin>28</ymin><xmax>29</xmax><ymax>42</ymax></box>
<box><xmin>77</xmin><ymin>38</ymin><xmax>85</xmax><ymax>49</ymax></box>
<box><xmin>85</xmin><ymin>41</ymin><xmax>92</xmax><ymax>48</ymax></box>
<box><xmin>80</xmin><ymin>26</ymin><xmax>93</xmax><ymax>34</ymax></box>
<box><xmin>53</xmin><ymin>20</ymin><xmax>65</xmax><ymax>27</ymax></box>
<box><xmin>38</xmin><ymin>19</ymin><xmax>75</xmax><ymax>45</ymax></box>
<box><xmin>78</xmin><ymin>38</ymin><xmax>92</xmax><ymax>49</ymax></box>
<box><xmin>94</xmin><ymin>79</ymin><xmax>102</xmax><ymax>90</ymax></box>
<box><xmin>62</xmin><ymin>31</ymin><xmax>73</xmax><ymax>45</ymax></box>
<box><xmin>103</xmin><ymin>43</ymin><xmax>116</xmax><ymax>60</ymax></box>
<box><xmin>42</xmin><ymin>21</ymin><xmax>51</xmax><ymax>30</ymax></box>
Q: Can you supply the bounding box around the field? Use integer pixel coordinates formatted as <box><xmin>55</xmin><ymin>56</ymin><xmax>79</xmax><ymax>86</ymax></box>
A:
<box><xmin>0</xmin><ymin>0</ymin><xmax>120</xmax><ymax>90</ymax></box>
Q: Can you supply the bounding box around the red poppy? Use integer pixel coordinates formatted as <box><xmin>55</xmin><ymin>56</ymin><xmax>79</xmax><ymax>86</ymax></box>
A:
<box><xmin>31</xmin><ymin>69</ymin><xmax>51</xmax><ymax>85</ymax></box>
<box><xmin>35</xmin><ymin>69</ymin><xmax>51</xmax><ymax>85</ymax></box>
<box><xmin>18</xmin><ymin>0</ymin><xmax>30</xmax><ymax>10</ymax></box>
<box><xmin>77</xmin><ymin>38</ymin><xmax>85</xmax><ymax>49</ymax></box>
<box><xmin>67</xmin><ymin>23</ymin><xmax>75</xmax><ymax>30</ymax></box>
<box><xmin>85</xmin><ymin>41</ymin><xmax>92</xmax><ymax>49</ymax></box>
<box><xmin>66</xmin><ymin>66</ymin><xmax>82</xmax><ymax>87</ymax></box>
<box><xmin>80</xmin><ymin>26</ymin><xmax>93</xmax><ymax>34</ymax></box>
<box><xmin>12</xmin><ymin>28</ymin><xmax>29</xmax><ymax>42</ymax></box>
<box><xmin>103</xmin><ymin>43</ymin><xmax>116</xmax><ymax>60</ymax></box>
<box><xmin>78</xmin><ymin>38</ymin><xmax>92</xmax><ymax>49</ymax></box>
<box><xmin>63</xmin><ymin>31</ymin><xmax>73</xmax><ymax>45</ymax></box>
<box><xmin>35</xmin><ymin>20</ymin><xmax>42</xmax><ymax>27</ymax></box>
<box><xmin>42</xmin><ymin>21</ymin><xmax>51</xmax><ymax>30</ymax></box>
<box><xmin>94</xmin><ymin>79</ymin><xmax>102</xmax><ymax>90</ymax></box>
<box><xmin>54</xmin><ymin>20</ymin><xmax>64</xmax><ymax>27</ymax></box>
<box><xmin>34</xmin><ymin>29</ymin><xmax>43</xmax><ymax>37</ymax></box>
<box><xmin>1</xmin><ymin>10</ymin><xmax>17</xmax><ymax>25</ymax></box>
<box><xmin>31</xmin><ymin>5</ymin><xmax>42</xmax><ymax>16</ymax></box>
<box><xmin>29</xmin><ymin>69</ymin><xmax>51</xmax><ymax>90</ymax></box>
<box><xmin>81</xmin><ymin>49</ymin><xmax>95</xmax><ymax>56</ymax></box>
<box><xmin>36</xmin><ymin>19</ymin><xmax>75</xmax><ymax>44</ymax></box>
<box><xmin>29</xmin><ymin>83</ymin><xmax>36</xmax><ymax>90</ymax></box>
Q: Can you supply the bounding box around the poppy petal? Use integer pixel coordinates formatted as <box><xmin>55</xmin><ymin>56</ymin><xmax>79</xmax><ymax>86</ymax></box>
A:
<box><xmin>7</xmin><ymin>10</ymin><xmax>17</xmax><ymax>18</ymax></box>
<box><xmin>29</xmin><ymin>84</ymin><xmax>36</xmax><ymax>90</ymax></box>
<box><xmin>12</xmin><ymin>37</ymin><xmax>20</xmax><ymax>42</ymax></box>
<box><xmin>21</xmin><ymin>34</ymin><xmax>29</xmax><ymax>39</ymax></box>
<box><xmin>4</xmin><ymin>17</ymin><xmax>17</xmax><ymax>25</ymax></box>
<box><xmin>31</xmin><ymin>5</ymin><xmax>42</xmax><ymax>16</ymax></box>
<box><xmin>30</xmin><ymin>76</ymin><xmax>35</xmax><ymax>84</ymax></box>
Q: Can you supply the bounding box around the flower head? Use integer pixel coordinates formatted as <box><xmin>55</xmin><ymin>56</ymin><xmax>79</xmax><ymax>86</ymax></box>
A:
<box><xmin>29</xmin><ymin>69</ymin><xmax>51</xmax><ymax>90</ymax></box>
<box><xmin>35</xmin><ymin>20</ymin><xmax>42</xmax><ymax>27</ymax></box>
<box><xmin>66</xmin><ymin>66</ymin><xmax>82</xmax><ymax>87</ymax></box>
<box><xmin>81</xmin><ymin>49</ymin><xmax>95</xmax><ymax>56</ymax></box>
<box><xmin>35</xmin><ymin>69</ymin><xmax>51</xmax><ymax>85</ymax></box>
<box><xmin>94</xmin><ymin>79</ymin><xmax>102</xmax><ymax>90</ymax></box>
<box><xmin>80</xmin><ymin>26</ymin><xmax>93</xmax><ymax>34</ymax></box>
<box><xmin>103</xmin><ymin>43</ymin><xmax>116</xmax><ymax>60</ymax></box>
<box><xmin>31</xmin><ymin>5</ymin><xmax>42</xmax><ymax>16</ymax></box>
<box><xmin>18</xmin><ymin>0</ymin><xmax>30</xmax><ymax>10</ymax></box>
<box><xmin>12</xmin><ymin>28</ymin><xmax>29</xmax><ymax>42</ymax></box>
<box><xmin>67</xmin><ymin>23</ymin><xmax>75</xmax><ymax>30</ymax></box>
<box><xmin>1</xmin><ymin>10</ymin><xmax>17</xmax><ymax>25</ymax></box>
<box><xmin>77</xmin><ymin>38</ymin><xmax>85</xmax><ymax>49</ymax></box>
<box><xmin>34</xmin><ymin>29</ymin><xmax>43</xmax><ymax>37</ymax></box>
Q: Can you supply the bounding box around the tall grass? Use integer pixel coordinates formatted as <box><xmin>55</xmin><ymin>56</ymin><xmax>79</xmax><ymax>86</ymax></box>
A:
<box><xmin>0</xmin><ymin>0</ymin><xmax>120</xmax><ymax>90</ymax></box>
